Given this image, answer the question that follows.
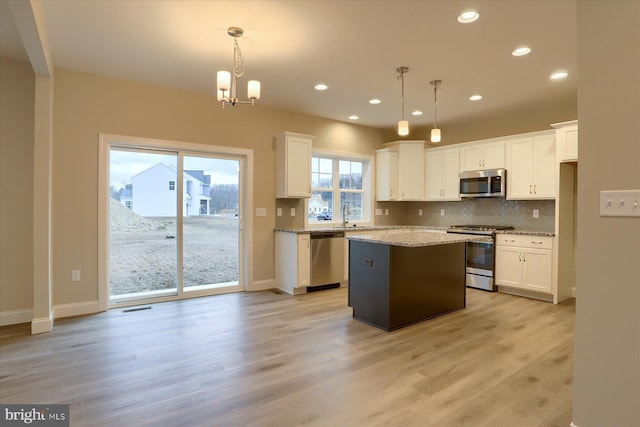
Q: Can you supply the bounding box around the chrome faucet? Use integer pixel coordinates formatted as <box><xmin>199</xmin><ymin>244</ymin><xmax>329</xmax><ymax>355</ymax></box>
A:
<box><xmin>342</xmin><ymin>204</ymin><xmax>351</xmax><ymax>227</ymax></box>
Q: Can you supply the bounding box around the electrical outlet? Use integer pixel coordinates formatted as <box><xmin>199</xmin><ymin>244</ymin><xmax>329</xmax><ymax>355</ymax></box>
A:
<box><xmin>440</xmin><ymin>209</ymin><xmax>445</xmax><ymax>217</ymax></box>
<box><xmin>72</xmin><ymin>270</ymin><xmax>81</xmax><ymax>282</ymax></box>
<box><xmin>277</xmin><ymin>208</ymin><xmax>282</xmax><ymax>217</ymax></box>
<box><xmin>533</xmin><ymin>209</ymin><xmax>539</xmax><ymax>218</ymax></box>
<box><xmin>290</xmin><ymin>208</ymin><xmax>296</xmax><ymax>216</ymax></box>
<box><xmin>418</xmin><ymin>208</ymin><xmax>423</xmax><ymax>216</ymax></box>
<box><xmin>385</xmin><ymin>209</ymin><xmax>389</xmax><ymax>216</ymax></box>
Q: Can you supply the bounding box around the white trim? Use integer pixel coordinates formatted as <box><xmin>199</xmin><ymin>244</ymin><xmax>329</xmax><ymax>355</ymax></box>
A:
<box><xmin>31</xmin><ymin>315</ymin><xmax>53</xmax><ymax>334</ymax></box>
<box><xmin>570</xmin><ymin>422</ymin><xmax>580</xmax><ymax>427</ymax></box>
<box><xmin>0</xmin><ymin>308</ymin><xmax>33</xmax><ymax>326</ymax></box>
<box><xmin>98</xmin><ymin>133</ymin><xmax>254</xmax><ymax>308</ymax></box>
<box><xmin>53</xmin><ymin>300</ymin><xmax>101</xmax><ymax>319</ymax></box>
<box><xmin>249</xmin><ymin>278</ymin><xmax>276</xmax><ymax>292</ymax></box>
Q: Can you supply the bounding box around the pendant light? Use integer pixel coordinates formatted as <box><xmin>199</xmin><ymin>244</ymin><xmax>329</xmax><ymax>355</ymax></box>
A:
<box><xmin>217</xmin><ymin>27</ymin><xmax>261</xmax><ymax>108</ymax></box>
<box><xmin>397</xmin><ymin>67</ymin><xmax>409</xmax><ymax>136</ymax></box>
<box><xmin>430</xmin><ymin>79</ymin><xmax>442</xmax><ymax>143</ymax></box>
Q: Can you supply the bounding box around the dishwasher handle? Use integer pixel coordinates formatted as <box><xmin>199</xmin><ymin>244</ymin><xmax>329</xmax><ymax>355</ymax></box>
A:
<box><xmin>310</xmin><ymin>231</ymin><xmax>345</xmax><ymax>239</ymax></box>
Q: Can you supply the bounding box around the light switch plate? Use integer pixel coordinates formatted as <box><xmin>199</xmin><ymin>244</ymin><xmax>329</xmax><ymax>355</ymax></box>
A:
<box><xmin>256</xmin><ymin>207</ymin><xmax>267</xmax><ymax>217</ymax></box>
<box><xmin>600</xmin><ymin>190</ymin><xmax>640</xmax><ymax>217</ymax></box>
<box><xmin>72</xmin><ymin>270</ymin><xmax>80</xmax><ymax>282</ymax></box>
<box><xmin>375</xmin><ymin>208</ymin><xmax>383</xmax><ymax>216</ymax></box>
<box><xmin>290</xmin><ymin>208</ymin><xmax>296</xmax><ymax>216</ymax></box>
<box><xmin>276</xmin><ymin>208</ymin><xmax>282</xmax><ymax>217</ymax></box>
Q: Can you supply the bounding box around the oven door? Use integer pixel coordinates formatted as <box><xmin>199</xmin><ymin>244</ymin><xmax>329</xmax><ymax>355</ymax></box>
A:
<box><xmin>466</xmin><ymin>240</ymin><xmax>494</xmax><ymax>277</ymax></box>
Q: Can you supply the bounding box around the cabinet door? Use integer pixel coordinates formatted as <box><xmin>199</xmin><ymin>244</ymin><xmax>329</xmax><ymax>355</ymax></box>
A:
<box><xmin>297</xmin><ymin>234</ymin><xmax>311</xmax><ymax>287</ymax></box>
<box><xmin>563</xmin><ymin>129</ymin><xmax>578</xmax><ymax>161</ymax></box>
<box><xmin>287</xmin><ymin>137</ymin><xmax>312</xmax><ymax>198</ymax></box>
<box><xmin>376</xmin><ymin>150</ymin><xmax>398</xmax><ymax>201</ymax></box>
<box><xmin>398</xmin><ymin>143</ymin><xmax>424</xmax><ymax>200</ymax></box>
<box><xmin>507</xmin><ymin>137</ymin><xmax>534</xmax><ymax>199</ymax></box>
<box><xmin>442</xmin><ymin>148</ymin><xmax>460</xmax><ymax>200</ymax></box>
<box><xmin>425</xmin><ymin>150</ymin><xmax>444</xmax><ymax>200</ymax></box>
<box><xmin>533</xmin><ymin>135</ymin><xmax>556</xmax><ymax>198</ymax></box>
<box><xmin>460</xmin><ymin>145</ymin><xmax>484</xmax><ymax>171</ymax></box>
<box><xmin>495</xmin><ymin>246</ymin><xmax>523</xmax><ymax>288</ymax></box>
<box><xmin>522</xmin><ymin>248</ymin><xmax>552</xmax><ymax>292</ymax></box>
<box><xmin>482</xmin><ymin>141</ymin><xmax>506</xmax><ymax>169</ymax></box>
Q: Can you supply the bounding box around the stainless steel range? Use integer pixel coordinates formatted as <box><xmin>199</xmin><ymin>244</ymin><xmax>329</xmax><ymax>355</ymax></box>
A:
<box><xmin>447</xmin><ymin>225</ymin><xmax>514</xmax><ymax>291</ymax></box>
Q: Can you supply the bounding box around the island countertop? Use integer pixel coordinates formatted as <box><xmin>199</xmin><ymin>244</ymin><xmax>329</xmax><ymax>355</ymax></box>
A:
<box><xmin>346</xmin><ymin>230</ymin><xmax>491</xmax><ymax>247</ymax></box>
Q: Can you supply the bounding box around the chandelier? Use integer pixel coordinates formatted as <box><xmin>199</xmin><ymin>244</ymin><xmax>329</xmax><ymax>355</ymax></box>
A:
<box><xmin>430</xmin><ymin>80</ymin><xmax>442</xmax><ymax>142</ymax></box>
<box><xmin>216</xmin><ymin>27</ymin><xmax>261</xmax><ymax>107</ymax></box>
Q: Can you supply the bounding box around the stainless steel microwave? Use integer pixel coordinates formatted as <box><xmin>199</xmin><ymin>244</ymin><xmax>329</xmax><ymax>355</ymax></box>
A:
<box><xmin>459</xmin><ymin>169</ymin><xmax>507</xmax><ymax>198</ymax></box>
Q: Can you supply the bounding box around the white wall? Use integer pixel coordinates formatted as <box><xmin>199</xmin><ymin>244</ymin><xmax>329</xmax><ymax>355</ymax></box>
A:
<box><xmin>573</xmin><ymin>1</ymin><xmax>640</xmax><ymax>426</ymax></box>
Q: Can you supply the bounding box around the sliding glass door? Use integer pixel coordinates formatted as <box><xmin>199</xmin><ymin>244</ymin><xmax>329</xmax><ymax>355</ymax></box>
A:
<box><xmin>106</xmin><ymin>144</ymin><xmax>244</xmax><ymax>305</ymax></box>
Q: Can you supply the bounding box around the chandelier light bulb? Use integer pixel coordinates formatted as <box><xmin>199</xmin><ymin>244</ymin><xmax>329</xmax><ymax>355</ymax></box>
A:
<box><xmin>247</xmin><ymin>80</ymin><xmax>261</xmax><ymax>99</ymax></box>
<box><xmin>217</xmin><ymin>71</ymin><xmax>231</xmax><ymax>91</ymax></box>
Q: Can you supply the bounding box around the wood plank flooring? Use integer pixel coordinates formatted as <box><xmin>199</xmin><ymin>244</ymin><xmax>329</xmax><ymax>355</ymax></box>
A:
<box><xmin>0</xmin><ymin>287</ymin><xmax>575</xmax><ymax>426</ymax></box>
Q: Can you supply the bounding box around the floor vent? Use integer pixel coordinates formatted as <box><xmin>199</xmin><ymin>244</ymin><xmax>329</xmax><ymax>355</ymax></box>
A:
<box><xmin>123</xmin><ymin>306</ymin><xmax>152</xmax><ymax>313</ymax></box>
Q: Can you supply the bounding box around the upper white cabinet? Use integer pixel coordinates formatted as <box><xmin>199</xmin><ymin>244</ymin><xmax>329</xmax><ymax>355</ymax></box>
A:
<box><xmin>376</xmin><ymin>141</ymin><xmax>425</xmax><ymax>201</ymax></box>
<box><xmin>375</xmin><ymin>148</ymin><xmax>398</xmax><ymax>201</ymax></box>
<box><xmin>460</xmin><ymin>140</ymin><xmax>505</xmax><ymax>172</ymax></box>
<box><xmin>425</xmin><ymin>147</ymin><xmax>460</xmax><ymax>201</ymax></box>
<box><xmin>552</xmin><ymin>120</ymin><xmax>578</xmax><ymax>162</ymax></box>
<box><xmin>275</xmin><ymin>132</ymin><xmax>314</xmax><ymax>198</ymax></box>
<box><xmin>506</xmin><ymin>133</ymin><xmax>556</xmax><ymax>199</ymax></box>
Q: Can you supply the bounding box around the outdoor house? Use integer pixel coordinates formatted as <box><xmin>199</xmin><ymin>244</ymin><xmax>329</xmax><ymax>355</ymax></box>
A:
<box><xmin>120</xmin><ymin>163</ymin><xmax>211</xmax><ymax>217</ymax></box>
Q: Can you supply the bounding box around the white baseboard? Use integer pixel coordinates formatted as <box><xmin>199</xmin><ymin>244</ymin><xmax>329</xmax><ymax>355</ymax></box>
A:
<box><xmin>0</xmin><ymin>308</ymin><xmax>33</xmax><ymax>326</ymax></box>
<box><xmin>53</xmin><ymin>300</ymin><xmax>101</xmax><ymax>319</ymax></box>
<box><xmin>31</xmin><ymin>315</ymin><xmax>53</xmax><ymax>334</ymax></box>
<box><xmin>249</xmin><ymin>278</ymin><xmax>276</xmax><ymax>292</ymax></box>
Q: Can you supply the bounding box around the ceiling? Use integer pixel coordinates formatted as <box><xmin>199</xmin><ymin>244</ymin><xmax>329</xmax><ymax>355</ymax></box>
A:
<box><xmin>0</xmin><ymin>0</ymin><xmax>577</xmax><ymax>132</ymax></box>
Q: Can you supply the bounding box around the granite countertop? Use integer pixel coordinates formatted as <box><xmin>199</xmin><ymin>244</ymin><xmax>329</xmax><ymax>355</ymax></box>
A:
<box><xmin>496</xmin><ymin>230</ymin><xmax>555</xmax><ymax>237</ymax></box>
<box><xmin>275</xmin><ymin>225</ymin><xmax>448</xmax><ymax>234</ymax></box>
<box><xmin>346</xmin><ymin>230</ymin><xmax>491</xmax><ymax>248</ymax></box>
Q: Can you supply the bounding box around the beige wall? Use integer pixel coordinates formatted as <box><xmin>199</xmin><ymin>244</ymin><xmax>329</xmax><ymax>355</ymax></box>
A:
<box><xmin>0</xmin><ymin>57</ymin><xmax>35</xmax><ymax>315</ymax></box>
<box><xmin>50</xmin><ymin>68</ymin><xmax>387</xmax><ymax>305</ymax></box>
<box><xmin>573</xmin><ymin>1</ymin><xmax>640</xmax><ymax>426</ymax></box>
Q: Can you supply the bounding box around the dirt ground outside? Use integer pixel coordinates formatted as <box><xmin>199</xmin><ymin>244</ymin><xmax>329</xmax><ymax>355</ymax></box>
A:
<box><xmin>109</xmin><ymin>199</ymin><xmax>239</xmax><ymax>296</ymax></box>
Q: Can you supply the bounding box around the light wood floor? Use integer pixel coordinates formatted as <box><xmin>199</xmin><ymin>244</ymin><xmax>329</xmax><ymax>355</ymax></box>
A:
<box><xmin>0</xmin><ymin>287</ymin><xmax>575</xmax><ymax>427</ymax></box>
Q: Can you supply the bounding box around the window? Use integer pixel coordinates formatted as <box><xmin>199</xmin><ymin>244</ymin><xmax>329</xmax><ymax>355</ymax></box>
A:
<box><xmin>125</xmin><ymin>201</ymin><xmax>132</xmax><ymax>210</ymax></box>
<box><xmin>308</xmin><ymin>154</ymin><xmax>370</xmax><ymax>224</ymax></box>
<box><xmin>169</xmin><ymin>180</ymin><xmax>176</xmax><ymax>191</ymax></box>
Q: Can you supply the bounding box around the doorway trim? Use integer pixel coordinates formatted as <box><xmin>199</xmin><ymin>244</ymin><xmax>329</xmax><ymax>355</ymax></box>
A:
<box><xmin>98</xmin><ymin>133</ymin><xmax>254</xmax><ymax>311</ymax></box>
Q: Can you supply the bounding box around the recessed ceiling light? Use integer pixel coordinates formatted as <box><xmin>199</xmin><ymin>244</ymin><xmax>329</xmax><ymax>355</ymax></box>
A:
<box><xmin>412</xmin><ymin>110</ymin><xmax>423</xmax><ymax>116</ymax></box>
<box><xmin>314</xmin><ymin>83</ymin><xmax>328</xmax><ymax>91</ymax></box>
<box><xmin>550</xmin><ymin>71</ymin><xmax>568</xmax><ymax>80</ymax></box>
<box><xmin>512</xmin><ymin>46</ymin><xmax>531</xmax><ymax>56</ymax></box>
<box><xmin>369</xmin><ymin>98</ymin><xmax>381</xmax><ymax>105</ymax></box>
<box><xmin>469</xmin><ymin>94</ymin><xmax>483</xmax><ymax>101</ymax></box>
<box><xmin>349</xmin><ymin>115</ymin><xmax>359</xmax><ymax>120</ymax></box>
<box><xmin>458</xmin><ymin>10</ymin><xmax>479</xmax><ymax>24</ymax></box>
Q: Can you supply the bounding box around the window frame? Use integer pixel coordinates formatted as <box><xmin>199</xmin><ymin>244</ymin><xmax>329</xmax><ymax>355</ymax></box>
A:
<box><xmin>306</xmin><ymin>149</ymin><xmax>373</xmax><ymax>227</ymax></box>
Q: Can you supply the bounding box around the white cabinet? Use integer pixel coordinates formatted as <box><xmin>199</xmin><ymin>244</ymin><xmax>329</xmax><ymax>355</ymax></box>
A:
<box><xmin>375</xmin><ymin>141</ymin><xmax>425</xmax><ymax>201</ymax></box>
<box><xmin>375</xmin><ymin>149</ymin><xmax>398</xmax><ymax>201</ymax></box>
<box><xmin>495</xmin><ymin>235</ymin><xmax>553</xmax><ymax>294</ymax></box>
<box><xmin>425</xmin><ymin>147</ymin><xmax>460</xmax><ymax>201</ymax></box>
<box><xmin>506</xmin><ymin>133</ymin><xmax>556</xmax><ymax>199</ymax></box>
<box><xmin>552</xmin><ymin>120</ymin><xmax>578</xmax><ymax>162</ymax></box>
<box><xmin>460</xmin><ymin>140</ymin><xmax>505</xmax><ymax>171</ymax></box>
<box><xmin>275</xmin><ymin>232</ymin><xmax>310</xmax><ymax>294</ymax></box>
<box><xmin>275</xmin><ymin>132</ymin><xmax>314</xmax><ymax>198</ymax></box>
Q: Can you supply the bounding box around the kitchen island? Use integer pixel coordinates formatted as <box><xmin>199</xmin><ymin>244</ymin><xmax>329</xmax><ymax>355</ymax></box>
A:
<box><xmin>346</xmin><ymin>231</ymin><xmax>491</xmax><ymax>331</ymax></box>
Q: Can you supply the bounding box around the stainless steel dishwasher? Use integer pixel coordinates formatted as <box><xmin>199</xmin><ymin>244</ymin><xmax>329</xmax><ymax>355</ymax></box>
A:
<box><xmin>309</xmin><ymin>231</ymin><xmax>345</xmax><ymax>291</ymax></box>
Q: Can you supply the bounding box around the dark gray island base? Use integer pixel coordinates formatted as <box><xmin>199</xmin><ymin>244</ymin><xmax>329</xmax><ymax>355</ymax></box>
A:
<box><xmin>347</xmin><ymin>232</ymin><xmax>478</xmax><ymax>331</ymax></box>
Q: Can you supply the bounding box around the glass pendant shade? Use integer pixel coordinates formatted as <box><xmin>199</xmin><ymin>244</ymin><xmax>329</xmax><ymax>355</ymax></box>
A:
<box><xmin>431</xmin><ymin>128</ymin><xmax>441</xmax><ymax>143</ymax></box>
<box><xmin>217</xmin><ymin>71</ymin><xmax>231</xmax><ymax>91</ymax></box>
<box><xmin>398</xmin><ymin>120</ymin><xmax>409</xmax><ymax>136</ymax></box>
<box><xmin>247</xmin><ymin>80</ymin><xmax>261</xmax><ymax>99</ymax></box>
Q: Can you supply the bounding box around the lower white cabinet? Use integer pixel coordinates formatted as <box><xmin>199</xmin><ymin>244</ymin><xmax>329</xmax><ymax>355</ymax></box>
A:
<box><xmin>495</xmin><ymin>234</ymin><xmax>553</xmax><ymax>294</ymax></box>
<box><xmin>275</xmin><ymin>232</ymin><xmax>310</xmax><ymax>294</ymax></box>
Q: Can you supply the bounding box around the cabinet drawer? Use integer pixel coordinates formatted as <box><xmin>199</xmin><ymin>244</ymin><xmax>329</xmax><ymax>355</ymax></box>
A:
<box><xmin>496</xmin><ymin>234</ymin><xmax>553</xmax><ymax>249</ymax></box>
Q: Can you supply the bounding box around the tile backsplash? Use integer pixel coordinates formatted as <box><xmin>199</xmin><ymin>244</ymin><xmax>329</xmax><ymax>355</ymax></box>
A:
<box><xmin>403</xmin><ymin>198</ymin><xmax>555</xmax><ymax>232</ymax></box>
<box><xmin>278</xmin><ymin>197</ymin><xmax>555</xmax><ymax>233</ymax></box>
